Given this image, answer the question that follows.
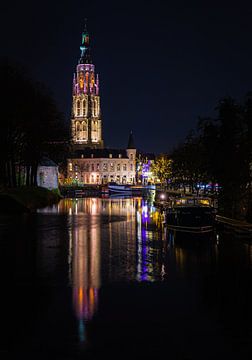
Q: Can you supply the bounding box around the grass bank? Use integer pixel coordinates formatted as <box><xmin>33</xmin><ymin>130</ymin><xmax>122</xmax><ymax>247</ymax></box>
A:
<box><xmin>0</xmin><ymin>186</ymin><xmax>62</xmax><ymax>213</ymax></box>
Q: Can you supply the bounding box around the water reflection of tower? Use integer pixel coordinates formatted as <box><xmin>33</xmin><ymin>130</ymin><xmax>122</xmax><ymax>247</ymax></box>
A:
<box><xmin>69</xmin><ymin>198</ymin><xmax>101</xmax><ymax>342</ymax></box>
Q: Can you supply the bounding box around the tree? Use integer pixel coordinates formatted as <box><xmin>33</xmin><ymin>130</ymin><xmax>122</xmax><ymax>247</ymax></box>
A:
<box><xmin>151</xmin><ymin>154</ymin><xmax>172</xmax><ymax>186</ymax></box>
<box><xmin>0</xmin><ymin>58</ymin><xmax>67</xmax><ymax>188</ymax></box>
<box><xmin>171</xmin><ymin>95</ymin><xmax>252</xmax><ymax>219</ymax></box>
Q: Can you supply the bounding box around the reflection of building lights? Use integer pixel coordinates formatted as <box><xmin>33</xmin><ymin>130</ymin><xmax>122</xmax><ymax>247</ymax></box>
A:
<box><xmin>142</xmin><ymin>205</ymin><xmax>148</xmax><ymax>217</ymax></box>
<box><xmin>216</xmin><ymin>233</ymin><xmax>219</xmax><ymax>245</ymax></box>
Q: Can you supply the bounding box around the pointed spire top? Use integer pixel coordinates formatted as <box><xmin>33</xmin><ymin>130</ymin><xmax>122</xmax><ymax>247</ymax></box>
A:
<box><xmin>127</xmin><ymin>130</ymin><xmax>136</xmax><ymax>149</ymax></box>
<box><xmin>79</xmin><ymin>19</ymin><xmax>92</xmax><ymax>64</ymax></box>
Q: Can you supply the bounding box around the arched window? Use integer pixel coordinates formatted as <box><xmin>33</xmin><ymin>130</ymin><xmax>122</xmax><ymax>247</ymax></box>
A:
<box><xmin>76</xmin><ymin>100</ymin><xmax>81</xmax><ymax>116</ymax></box>
<box><xmin>82</xmin><ymin>99</ymin><xmax>86</xmax><ymax>116</ymax></box>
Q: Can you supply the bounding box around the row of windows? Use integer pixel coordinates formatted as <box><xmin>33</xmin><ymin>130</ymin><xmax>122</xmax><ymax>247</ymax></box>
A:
<box><xmin>69</xmin><ymin>163</ymin><xmax>134</xmax><ymax>172</ymax></box>
<box><xmin>76</xmin><ymin>99</ymin><xmax>99</xmax><ymax>117</ymax></box>
<box><xmin>73</xmin><ymin>174</ymin><xmax>134</xmax><ymax>184</ymax></box>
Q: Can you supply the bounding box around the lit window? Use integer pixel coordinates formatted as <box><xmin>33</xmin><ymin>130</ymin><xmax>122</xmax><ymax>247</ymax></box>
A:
<box><xmin>109</xmin><ymin>154</ymin><xmax>112</xmax><ymax>158</ymax></box>
<box><xmin>82</xmin><ymin>99</ymin><xmax>86</xmax><ymax>116</ymax></box>
<box><xmin>118</xmin><ymin>154</ymin><xmax>121</xmax><ymax>158</ymax></box>
<box><xmin>76</xmin><ymin>100</ymin><xmax>81</xmax><ymax>116</ymax></box>
<box><xmin>69</xmin><ymin>163</ymin><xmax>73</xmax><ymax>171</ymax></box>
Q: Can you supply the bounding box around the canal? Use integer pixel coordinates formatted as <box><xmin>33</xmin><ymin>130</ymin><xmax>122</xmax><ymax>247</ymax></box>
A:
<box><xmin>4</xmin><ymin>196</ymin><xmax>252</xmax><ymax>359</ymax></box>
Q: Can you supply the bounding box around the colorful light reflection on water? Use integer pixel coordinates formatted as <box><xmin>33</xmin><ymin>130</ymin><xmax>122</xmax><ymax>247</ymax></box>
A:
<box><xmin>5</xmin><ymin>193</ymin><xmax>251</xmax><ymax>358</ymax></box>
<box><xmin>38</xmin><ymin>196</ymin><xmax>167</xmax><ymax>341</ymax></box>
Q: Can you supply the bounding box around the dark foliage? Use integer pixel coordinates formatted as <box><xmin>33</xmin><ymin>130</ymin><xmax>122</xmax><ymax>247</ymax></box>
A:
<box><xmin>0</xmin><ymin>58</ymin><xmax>68</xmax><ymax>188</ymax></box>
<box><xmin>171</xmin><ymin>96</ymin><xmax>252</xmax><ymax>220</ymax></box>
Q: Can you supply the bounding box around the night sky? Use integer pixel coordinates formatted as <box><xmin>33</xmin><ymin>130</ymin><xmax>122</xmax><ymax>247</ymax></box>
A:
<box><xmin>2</xmin><ymin>0</ymin><xmax>252</xmax><ymax>153</ymax></box>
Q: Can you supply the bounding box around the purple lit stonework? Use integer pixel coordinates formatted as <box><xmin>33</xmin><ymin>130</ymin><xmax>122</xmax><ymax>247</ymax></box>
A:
<box><xmin>73</xmin><ymin>64</ymin><xmax>99</xmax><ymax>96</ymax></box>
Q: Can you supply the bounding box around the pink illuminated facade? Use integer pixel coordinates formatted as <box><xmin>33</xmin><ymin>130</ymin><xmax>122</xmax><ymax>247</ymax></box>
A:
<box><xmin>67</xmin><ymin>26</ymin><xmax>136</xmax><ymax>185</ymax></box>
<box><xmin>71</xmin><ymin>26</ymin><xmax>103</xmax><ymax>149</ymax></box>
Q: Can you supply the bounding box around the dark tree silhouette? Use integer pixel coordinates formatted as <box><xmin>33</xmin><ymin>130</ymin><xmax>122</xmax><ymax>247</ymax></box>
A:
<box><xmin>171</xmin><ymin>95</ymin><xmax>252</xmax><ymax>220</ymax></box>
<box><xmin>0</xmin><ymin>58</ymin><xmax>68</xmax><ymax>188</ymax></box>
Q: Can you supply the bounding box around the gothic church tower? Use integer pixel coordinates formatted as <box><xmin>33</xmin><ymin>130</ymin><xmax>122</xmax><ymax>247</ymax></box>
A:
<box><xmin>71</xmin><ymin>24</ymin><xmax>104</xmax><ymax>149</ymax></box>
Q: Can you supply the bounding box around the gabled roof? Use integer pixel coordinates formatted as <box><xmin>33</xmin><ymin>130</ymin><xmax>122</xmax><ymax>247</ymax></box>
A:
<box><xmin>127</xmin><ymin>131</ymin><xmax>136</xmax><ymax>149</ymax></box>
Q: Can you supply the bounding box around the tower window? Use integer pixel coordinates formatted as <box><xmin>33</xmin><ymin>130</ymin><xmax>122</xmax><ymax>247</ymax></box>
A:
<box><xmin>82</xmin><ymin>99</ymin><xmax>86</xmax><ymax>116</ymax></box>
<box><xmin>76</xmin><ymin>100</ymin><xmax>81</xmax><ymax>116</ymax></box>
<box><xmin>109</xmin><ymin>154</ymin><xmax>112</xmax><ymax>158</ymax></box>
<box><xmin>118</xmin><ymin>154</ymin><xmax>122</xmax><ymax>158</ymax></box>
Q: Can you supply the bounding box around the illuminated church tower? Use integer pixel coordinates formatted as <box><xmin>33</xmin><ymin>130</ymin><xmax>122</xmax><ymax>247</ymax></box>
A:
<box><xmin>71</xmin><ymin>25</ymin><xmax>104</xmax><ymax>149</ymax></box>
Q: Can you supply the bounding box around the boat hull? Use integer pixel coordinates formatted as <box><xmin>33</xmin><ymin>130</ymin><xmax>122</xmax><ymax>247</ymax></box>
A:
<box><xmin>165</xmin><ymin>206</ymin><xmax>215</xmax><ymax>232</ymax></box>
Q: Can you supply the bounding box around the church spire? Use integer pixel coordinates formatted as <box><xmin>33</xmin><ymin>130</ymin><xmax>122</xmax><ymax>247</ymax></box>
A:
<box><xmin>71</xmin><ymin>24</ymin><xmax>104</xmax><ymax>149</ymax></box>
<box><xmin>79</xmin><ymin>19</ymin><xmax>92</xmax><ymax>64</ymax></box>
<box><xmin>127</xmin><ymin>131</ymin><xmax>136</xmax><ymax>149</ymax></box>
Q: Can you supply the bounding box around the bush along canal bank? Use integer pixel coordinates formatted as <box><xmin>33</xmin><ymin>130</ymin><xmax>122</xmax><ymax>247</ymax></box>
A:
<box><xmin>0</xmin><ymin>186</ymin><xmax>62</xmax><ymax>213</ymax></box>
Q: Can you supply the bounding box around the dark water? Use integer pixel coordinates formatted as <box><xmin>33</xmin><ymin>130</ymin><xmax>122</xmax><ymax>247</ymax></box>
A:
<box><xmin>3</xmin><ymin>196</ymin><xmax>252</xmax><ymax>359</ymax></box>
